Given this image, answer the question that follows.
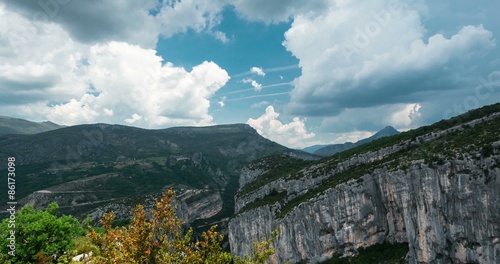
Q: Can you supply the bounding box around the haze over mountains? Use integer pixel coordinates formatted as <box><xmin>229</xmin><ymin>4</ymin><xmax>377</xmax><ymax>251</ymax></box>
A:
<box><xmin>302</xmin><ymin>126</ymin><xmax>400</xmax><ymax>156</ymax></box>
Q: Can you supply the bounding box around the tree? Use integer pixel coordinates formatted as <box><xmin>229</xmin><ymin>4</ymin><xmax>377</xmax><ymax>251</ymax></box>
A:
<box><xmin>233</xmin><ymin>228</ymin><xmax>280</xmax><ymax>264</ymax></box>
<box><xmin>87</xmin><ymin>189</ymin><xmax>277</xmax><ymax>263</ymax></box>
<box><xmin>0</xmin><ymin>203</ymin><xmax>85</xmax><ymax>263</ymax></box>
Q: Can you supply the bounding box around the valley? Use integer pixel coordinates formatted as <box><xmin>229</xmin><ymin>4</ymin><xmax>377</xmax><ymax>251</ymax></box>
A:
<box><xmin>1</xmin><ymin>103</ymin><xmax>499</xmax><ymax>263</ymax></box>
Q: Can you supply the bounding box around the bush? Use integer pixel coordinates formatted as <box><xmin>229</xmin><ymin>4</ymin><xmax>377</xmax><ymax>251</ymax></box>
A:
<box><xmin>87</xmin><ymin>189</ymin><xmax>277</xmax><ymax>264</ymax></box>
<box><xmin>0</xmin><ymin>203</ymin><xmax>85</xmax><ymax>263</ymax></box>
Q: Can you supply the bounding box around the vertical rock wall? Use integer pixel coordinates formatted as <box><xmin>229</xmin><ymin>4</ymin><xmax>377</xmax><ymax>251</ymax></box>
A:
<box><xmin>229</xmin><ymin>159</ymin><xmax>500</xmax><ymax>263</ymax></box>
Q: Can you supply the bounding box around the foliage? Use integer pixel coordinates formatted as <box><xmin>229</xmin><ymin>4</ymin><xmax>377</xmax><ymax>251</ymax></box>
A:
<box><xmin>0</xmin><ymin>203</ymin><xmax>85</xmax><ymax>263</ymax></box>
<box><xmin>87</xmin><ymin>189</ymin><xmax>277</xmax><ymax>263</ymax></box>
<box><xmin>233</xmin><ymin>229</ymin><xmax>280</xmax><ymax>264</ymax></box>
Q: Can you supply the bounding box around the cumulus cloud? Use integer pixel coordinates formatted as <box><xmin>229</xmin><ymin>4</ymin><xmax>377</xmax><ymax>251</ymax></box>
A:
<box><xmin>250</xmin><ymin>66</ymin><xmax>265</xmax><ymax>76</ymax></box>
<box><xmin>125</xmin><ymin>113</ymin><xmax>143</xmax><ymax>124</ymax></box>
<box><xmin>2</xmin><ymin>0</ymin><xmax>230</xmax><ymax>48</ymax></box>
<box><xmin>283</xmin><ymin>0</ymin><xmax>496</xmax><ymax>116</ymax></box>
<box><xmin>45</xmin><ymin>42</ymin><xmax>229</xmax><ymax>126</ymax></box>
<box><xmin>0</xmin><ymin>5</ymin><xmax>88</xmax><ymax>105</ymax></box>
<box><xmin>0</xmin><ymin>3</ymin><xmax>231</xmax><ymax>127</ymax></box>
<box><xmin>3</xmin><ymin>0</ymin><xmax>159</xmax><ymax>48</ymax></box>
<box><xmin>247</xmin><ymin>105</ymin><xmax>315</xmax><ymax>148</ymax></box>
<box><xmin>156</xmin><ymin>0</ymin><xmax>228</xmax><ymax>40</ymax></box>
<box><xmin>319</xmin><ymin>103</ymin><xmax>424</xmax><ymax>133</ymax></box>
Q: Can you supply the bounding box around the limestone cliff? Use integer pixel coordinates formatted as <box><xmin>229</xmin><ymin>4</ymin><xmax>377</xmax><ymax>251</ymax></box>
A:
<box><xmin>229</xmin><ymin>105</ymin><xmax>500</xmax><ymax>264</ymax></box>
<box><xmin>230</xmin><ymin>160</ymin><xmax>500</xmax><ymax>263</ymax></box>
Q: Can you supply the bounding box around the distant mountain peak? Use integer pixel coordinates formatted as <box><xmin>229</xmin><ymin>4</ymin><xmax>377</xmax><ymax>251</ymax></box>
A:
<box><xmin>379</xmin><ymin>125</ymin><xmax>399</xmax><ymax>133</ymax></box>
<box><xmin>371</xmin><ymin>126</ymin><xmax>399</xmax><ymax>138</ymax></box>
<box><xmin>310</xmin><ymin>125</ymin><xmax>400</xmax><ymax>156</ymax></box>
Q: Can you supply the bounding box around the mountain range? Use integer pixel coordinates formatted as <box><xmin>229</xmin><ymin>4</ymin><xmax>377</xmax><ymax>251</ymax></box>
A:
<box><xmin>1</xmin><ymin>103</ymin><xmax>500</xmax><ymax>263</ymax></box>
<box><xmin>0</xmin><ymin>115</ymin><xmax>63</xmax><ymax>135</ymax></box>
<box><xmin>0</xmin><ymin>121</ymin><xmax>315</xmax><ymax>233</ymax></box>
<box><xmin>229</xmin><ymin>103</ymin><xmax>500</xmax><ymax>264</ymax></box>
<box><xmin>302</xmin><ymin>126</ymin><xmax>400</xmax><ymax>156</ymax></box>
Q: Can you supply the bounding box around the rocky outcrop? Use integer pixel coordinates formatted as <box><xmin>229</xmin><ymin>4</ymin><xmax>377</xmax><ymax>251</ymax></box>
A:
<box><xmin>83</xmin><ymin>189</ymin><xmax>223</xmax><ymax>223</ymax></box>
<box><xmin>238</xmin><ymin>166</ymin><xmax>269</xmax><ymax>192</ymax></box>
<box><xmin>177</xmin><ymin>189</ymin><xmax>223</xmax><ymax>222</ymax></box>
<box><xmin>230</xmin><ymin>110</ymin><xmax>500</xmax><ymax>264</ymax></box>
<box><xmin>235</xmin><ymin>142</ymin><xmax>411</xmax><ymax>213</ymax></box>
<box><xmin>235</xmin><ymin>113</ymin><xmax>500</xmax><ymax>215</ymax></box>
<box><xmin>229</xmin><ymin>156</ymin><xmax>500</xmax><ymax>264</ymax></box>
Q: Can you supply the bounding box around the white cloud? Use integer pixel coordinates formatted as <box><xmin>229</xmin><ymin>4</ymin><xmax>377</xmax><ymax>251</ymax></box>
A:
<box><xmin>218</xmin><ymin>96</ymin><xmax>227</xmax><ymax>107</ymax></box>
<box><xmin>0</xmin><ymin>1</ymin><xmax>232</xmax><ymax>127</ymax></box>
<box><xmin>3</xmin><ymin>0</ymin><xmax>230</xmax><ymax>49</ymax></box>
<box><xmin>283</xmin><ymin>0</ymin><xmax>496</xmax><ymax>116</ymax></box>
<box><xmin>60</xmin><ymin>42</ymin><xmax>229</xmax><ymax>127</ymax></box>
<box><xmin>46</xmin><ymin>96</ymin><xmax>100</xmax><ymax>124</ymax></box>
<box><xmin>251</xmin><ymin>101</ymin><xmax>270</xmax><ymax>108</ymax></box>
<box><xmin>250</xmin><ymin>66</ymin><xmax>265</xmax><ymax>76</ymax></box>
<box><xmin>389</xmin><ymin>103</ymin><xmax>422</xmax><ymax>130</ymax></box>
<box><xmin>103</xmin><ymin>108</ymin><xmax>113</xmax><ymax>116</ymax></box>
<box><xmin>3</xmin><ymin>0</ymin><xmax>159</xmax><ymax>48</ymax></box>
<box><xmin>328</xmin><ymin>131</ymin><xmax>374</xmax><ymax>144</ymax></box>
<box><xmin>242</xmin><ymin>78</ymin><xmax>263</xmax><ymax>91</ymax></box>
<box><xmin>156</xmin><ymin>0</ymin><xmax>227</xmax><ymax>40</ymax></box>
<box><xmin>0</xmin><ymin>2</ymin><xmax>233</xmax><ymax>127</ymax></box>
<box><xmin>125</xmin><ymin>113</ymin><xmax>143</xmax><ymax>124</ymax></box>
<box><xmin>213</xmin><ymin>31</ymin><xmax>230</xmax><ymax>43</ymax></box>
<box><xmin>247</xmin><ymin>105</ymin><xmax>315</xmax><ymax>148</ymax></box>
<box><xmin>319</xmin><ymin>103</ymin><xmax>423</xmax><ymax>133</ymax></box>
<box><xmin>0</xmin><ymin>5</ymin><xmax>88</xmax><ymax>105</ymax></box>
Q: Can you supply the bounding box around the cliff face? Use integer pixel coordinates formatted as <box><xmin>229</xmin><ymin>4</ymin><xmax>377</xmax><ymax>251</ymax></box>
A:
<box><xmin>21</xmin><ymin>187</ymin><xmax>223</xmax><ymax>224</ymax></box>
<box><xmin>229</xmin><ymin>106</ymin><xmax>500</xmax><ymax>264</ymax></box>
<box><xmin>229</xmin><ymin>158</ymin><xmax>500</xmax><ymax>263</ymax></box>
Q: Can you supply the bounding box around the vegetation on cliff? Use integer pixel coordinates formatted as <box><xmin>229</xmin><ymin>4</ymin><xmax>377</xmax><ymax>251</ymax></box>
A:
<box><xmin>0</xmin><ymin>190</ymin><xmax>277</xmax><ymax>264</ymax></box>
<box><xmin>236</xmin><ymin>103</ymin><xmax>500</xmax><ymax>219</ymax></box>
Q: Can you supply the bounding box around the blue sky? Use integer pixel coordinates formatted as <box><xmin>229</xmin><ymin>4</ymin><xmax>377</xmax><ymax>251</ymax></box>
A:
<box><xmin>1</xmin><ymin>0</ymin><xmax>499</xmax><ymax>148</ymax></box>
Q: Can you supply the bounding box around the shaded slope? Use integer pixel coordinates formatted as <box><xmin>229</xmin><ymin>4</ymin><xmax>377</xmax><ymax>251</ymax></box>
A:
<box><xmin>0</xmin><ymin>115</ymin><xmax>63</xmax><ymax>135</ymax></box>
<box><xmin>0</xmin><ymin>123</ymin><xmax>298</xmax><ymax>223</ymax></box>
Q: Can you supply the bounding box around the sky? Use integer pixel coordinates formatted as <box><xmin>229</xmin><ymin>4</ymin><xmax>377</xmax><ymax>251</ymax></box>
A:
<box><xmin>0</xmin><ymin>0</ymin><xmax>499</xmax><ymax>149</ymax></box>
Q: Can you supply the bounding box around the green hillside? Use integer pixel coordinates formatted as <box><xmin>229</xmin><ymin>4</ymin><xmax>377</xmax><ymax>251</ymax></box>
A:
<box><xmin>0</xmin><ymin>116</ymin><xmax>63</xmax><ymax>135</ymax></box>
<box><xmin>0</xmin><ymin>123</ymin><xmax>305</xmax><ymax>224</ymax></box>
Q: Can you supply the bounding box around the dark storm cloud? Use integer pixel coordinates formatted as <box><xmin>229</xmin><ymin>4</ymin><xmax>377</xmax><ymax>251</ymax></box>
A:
<box><xmin>232</xmin><ymin>0</ymin><xmax>330</xmax><ymax>23</ymax></box>
<box><xmin>0</xmin><ymin>77</ymin><xmax>56</xmax><ymax>91</ymax></box>
<box><xmin>3</xmin><ymin>0</ymin><xmax>157</xmax><ymax>45</ymax></box>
